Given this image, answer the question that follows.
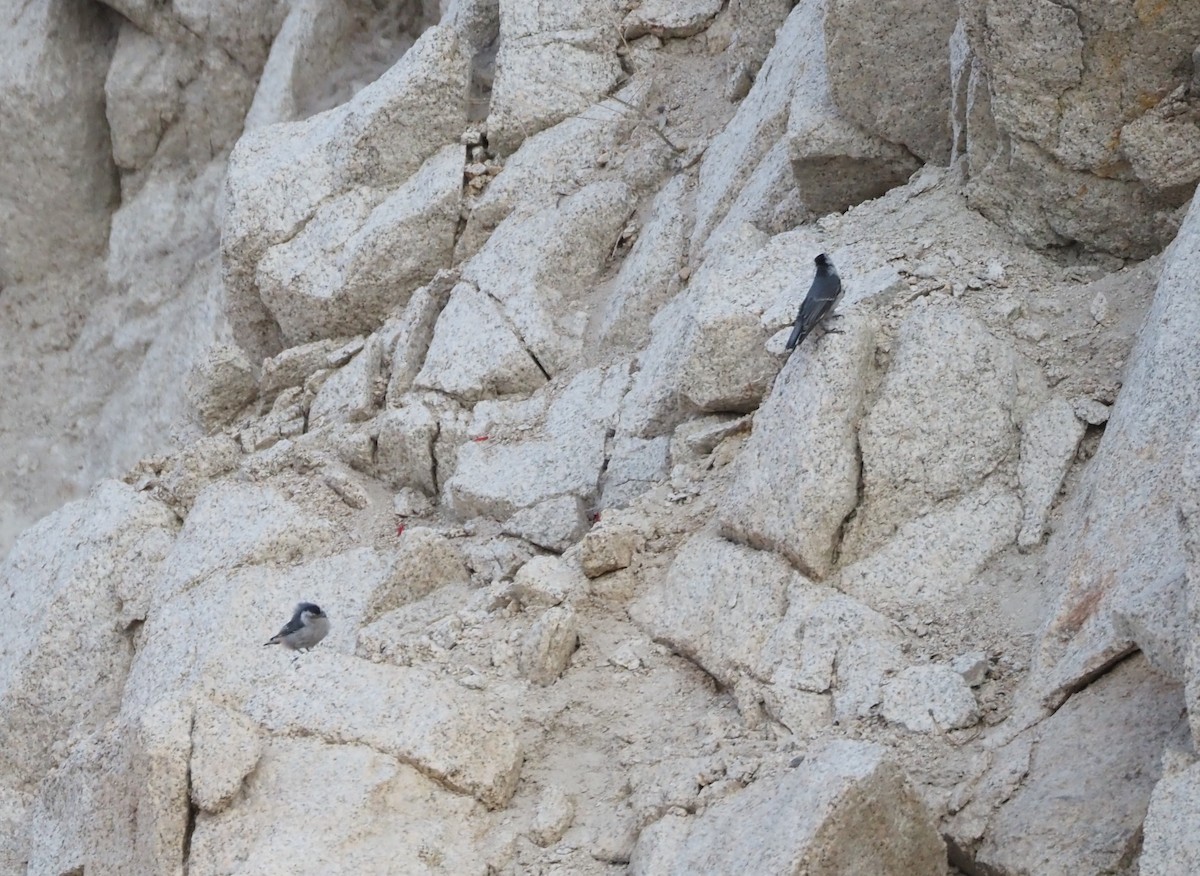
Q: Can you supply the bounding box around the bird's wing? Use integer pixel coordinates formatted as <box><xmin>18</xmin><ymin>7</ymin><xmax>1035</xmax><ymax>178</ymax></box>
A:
<box><xmin>275</xmin><ymin>616</ymin><xmax>306</xmax><ymax>638</ymax></box>
<box><xmin>797</xmin><ymin>275</ymin><xmax>842</xmax><ymax>332</ymax></box>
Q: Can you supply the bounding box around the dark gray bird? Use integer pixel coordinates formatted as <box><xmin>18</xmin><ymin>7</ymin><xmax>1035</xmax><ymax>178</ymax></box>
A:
<box><xmin>785</xmin><ymin>253</ymin><xmax>843</xmax><ymax>351</ymax></box>
<box><xmin>263</xmin><ymin>602</ymin><xmax>330</xmax><ymax>652</ymax></box>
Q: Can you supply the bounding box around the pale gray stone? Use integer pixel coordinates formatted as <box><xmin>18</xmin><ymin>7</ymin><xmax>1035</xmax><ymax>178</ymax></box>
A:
<box><xmin>601</xmin><ymin>436</ymin><xmax>671</xmax><ymax>509</ymax></box>
<box><xmin>486</xmin><ymin>0</ymin><xmax>622</xmax><ymax>153</ymax></box>
<box><xmin>529</xmin><ymin>784</ymin><xmax>575</xmax><ymax>846</ymax></box>
<box><xmin>580</xmin><ymin>523</ymin><xmax>640</xmax><ymax>578</ymax></box>
<box><xmin>503</xmin><ymin>494</ymin><xmax>590</xmax><ymax>552</ymax></box>
<box><xmin>629</xmin><ymin>739</ymin><xmax>946</xmax><ymax>874</ymax></box>
<box><xmin>190</xmin><ymin>700</ymin><xmax>263</xmax><ymax>813</ymax></box>
<box><xmin>622</xmin><ymin>0</ymin><xmax>722</xmax><ymax>40</ymax></box>
<box><xmin>1017</xmin><ymin>396</ymin><xmax>1085</xmax><ymax>549</ymax></box>
<box><xmin>719</xmin><ymin>310</ymin><xmax>875</xmax><ymax>580</ymax></box>
<box><xmin>386</xmin><ymin>276</ymin><xmax>455</xmax><ymax>405</ymax></box>
<box><xmin>881</xmin><ymin>665</ymin><xmax>980</xmax><ymax>733</ymax></box>
<box><xmin>509</xmin><ymin>554</ymin><xmax>585</xmax><ymax>608</ymax></box>
<box><xmin>1141</xmin><ymin>752</ymin><xmax>1200</xmax><ymax>876</ymax></box>
<box><xmin>415</xmin><ymin>281</ymin><xmax>548</xmax><ymax>402</ymax></box>
<box><xmin>0</xmin><ymin>0</ymin><xmax>117</xmax><ymax>283</ymax></box>
<box><xmin>520</xmin><ymin>606</ymin><xmax>579</xmax><ymax>685</ymax></box>
<box><xmin>376</xmin><ymin>402</ymin><xmax>439</xmax><ymax>494</ymax></box>
<box><xmin>308</xmin><ymin>334</ymin><xmax>382</xmax><ymax>429</ymax></box>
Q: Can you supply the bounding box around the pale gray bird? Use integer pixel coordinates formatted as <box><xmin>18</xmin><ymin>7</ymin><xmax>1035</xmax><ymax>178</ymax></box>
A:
<box><xmin>785</xmin><ymin>253</ymin><xmax>843</xmax><ymax>351</ymax></box>
<box><xmin>263</xmin><ymin>602</ymin><xmax>330</xmax><ymax>652</ymax></box>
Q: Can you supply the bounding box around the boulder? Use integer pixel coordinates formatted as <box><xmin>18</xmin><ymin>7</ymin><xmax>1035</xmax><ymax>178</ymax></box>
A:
<box><xmin>256</xmin><ymin>144</ymin><xmax>462</xmax><ymax>344</ymax></box>
<box><xmin>460</xmin><ymin>180</ymin><xmax>635</xmax><ymax>377</ymax></box>
<box><xmin>954</xmin><ymin>655</ymin><xmax>1188</xmax><ymax>875</ymax></box>
<box><xmin>444</xmin><ymin>364</ymin><xmax>629</xmax><ymax>521</ymax></box>
<box><xmin>719</xmin><ymin>309</ymin><xmax>875</xmax><ymax>579</ymax></box>
<box><xmin>0</xmin><ymin>0</ymin><xmax>117</xmax><ymax>283</ymax></box>
<box><xmin>953</xmin><ymin>0</ymin><xmax>1200</xmax><ymax>256</ymax></box>
<box><xmin>222</xmin><ymin>24</ymin><xmax>470</xmax><ymax>360</ymax></box>
<box><xmin>0</xmin><ymin>482</ymin><xmax>177</xmax><ymax>789</ymax></box>
<box><xmin>486</xmin><ymin>0</ymin><xmax>622</xmax><ymax>153</ymax></box>
<box><xmin>629</xmin><ymin>532</ymin><xmax>796</xmax><ymax>689</ymax></box>
<box><xmin>414</xmin><ymin>281</ymin><xmax>549</xmax><ymax>402</ymax></box>
<box><xmin>850</xmin><ymin>307</ymin><xmax>1026</xmax><ymax>554</ymax></box>
<box><xmin>823</xmin><ymin>0</ymin><xmax>958</xmax><ymax>162</ymax></box>
<box><xmin>1028</xmin><ymin>196</ymin><xmax>1200</xmax><ymax>708</ymax></box>
<box><xmin>629</xmin><ymin>739</ymin><xmax>946</xmax><ymax>874</ymax></box>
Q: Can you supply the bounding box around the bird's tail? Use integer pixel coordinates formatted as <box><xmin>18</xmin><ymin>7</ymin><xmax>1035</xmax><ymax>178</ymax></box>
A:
<box><xmin>785</xmin><ymin>323</ymin><xmax>804</xmax><ymax>351</ymax></box>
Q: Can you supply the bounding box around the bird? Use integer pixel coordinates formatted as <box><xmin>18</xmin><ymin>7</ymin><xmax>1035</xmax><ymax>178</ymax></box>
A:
<box><xmin>785</xmin><ymin>253</ymin><xmax>843</xmax><ymax>351</ymax></box>
<box><xmin>263</xmin><ymin>602</ymin><xmax>330</xmax><ymax>652</ymax></box>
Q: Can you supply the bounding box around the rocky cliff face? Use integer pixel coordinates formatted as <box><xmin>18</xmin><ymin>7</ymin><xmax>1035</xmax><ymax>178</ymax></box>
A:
<box><xmin>2</xmin><ymin>0</ymin><xmax>1199</xmax><ymax>873</ymax></box>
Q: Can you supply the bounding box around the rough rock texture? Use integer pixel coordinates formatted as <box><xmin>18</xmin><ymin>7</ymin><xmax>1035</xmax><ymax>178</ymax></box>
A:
<box><xmin>719</xmin><ymin>310</ymin><xmax>875</xmax><ymax>579</ymax></box>
<box><xmin>486</xmin><ymin>0</ymin><xmax>622</xmax><ymax>154</ymax></box>
<box><xmin>6</xmin><ymin>0</ymin><xmax>1200</xmax><ymax>872</ymax></box>
<box><xmin>630</xmin><ymin>739</ymin><xmax>946</xmax><ymax>874</ymax></box>
<box><xmin>953</xmin><ymin>0</ymin><xmax>1200</xmax><ymax>256</ymax></box>
<box><xmin>0</xmin><ymin>0</ymin><xmax>118</xmax><ymax>283</ymax></box>
<box><xmin>1030</xmin><ymin>193</ymin><xmax>1200</xmax><ymax>708</ymax></box>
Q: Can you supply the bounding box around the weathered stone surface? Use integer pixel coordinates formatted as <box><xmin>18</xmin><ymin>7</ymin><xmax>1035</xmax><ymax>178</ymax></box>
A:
<box><xmin>580</xmin><ymin>523</ymin><xmax>640</xmax><ymax>578</ymax></box>
<box><xmin>1016</xmin><ymin>396</ymin><xmax>1085</xmax><ymax>549</ymax></box>
<box><xmin>188</xmin><ymin>342</ymin><xmax>259</xmax><ymax>429</ymax></box>
<box><xmin>0</xmin><ymin>482</ymin><xmax>177</xmax><ymax>789</ymax></box>
<box><xmin>486</xmin><ymin>0</ymin><xmax>622</xmax><ymax>154</ymax></box>
<box><xmin>1030</xmin><ymin>197</ymin><xmax>1200</xmax><ymax>707</ymax></box>
<box><xmin>692</xmin><ymin>0</ymin><xmax>916</xmax><ymax>253</ymax></box>
<box><xmin>243</xmin><ymin>0</ymin><xmax>351</xmax><ymax>129</ymax></box>
<box><xmin>256</xmin><ymin>144</ymin><xmax>462</xmax><ymax>344</ymax></box>
<box><xmin>460</xmin><ymin>84</ymin><xmax>650</xmax><ymax>258</ymax></box>
<box><xmin>260</xmin><ymin>337</ymin><xmax>349</xmax><ymax>401</ymax></box>
<box><xmin>376</xmin><ymin>402</ymin><xmax>439</xmax><ymax>494</ymax></box>
<box><xmin>0</xmin><ymin>0</ymin><xmax>117</xmax><ymax>283</ymax></box>
<box><xmin>520</xmin><ymin>605</ymin><xmax>579</xmax><ymax>685</ymax></box>
<box><xmin>530</xmin><ymin>784</ymin><xmax>575</xmax><ymax>847</ymax></box>
<box><xmin>719</xmin><ymin>309</ymin><xmax>875</xmax><ymax>579</ymax></box>
<box><xmin>852</xmin><ymin>307</ymin><xmax>1025</xmax><ymax>552</ymax></box>
<box><xmin>386</xmin><ymin>276</ymin><xmax>455</xmax><ymax>404</ymax></box>
<box><xmin>630</xmin><ymin>532</ymin><xmax>796</xmax><ymax>688</ymax></box>
<box><xmin>460</xmin><ymin>180</ymin><xmax>635</xmax><ymax>377</ymax></box>
<box><xmin>415</xmin><ymin>281</ymin><xmax>548</xmax><ymax>402</ymax></box>
<box><xmin>371</xmin><ymin>527</ymin><xmax>470</xmax><ymax>616</ymax></box>
<box><xmin>601</xmin><ymin>436</ymin><xmax>670</xmax><ymax>509</ymax></box>
<box><xmin>755</xmin><ymin>586</ymin><xmax>905</xmax><ymax>725</ymax></box>
<box><xmin>598</xmin><ymin>174</ymin><xmax>690</xmax><ymax>350</ymax></box>
<box><xmin>445</xmin><ymin>364</ymin><xmax>629</xmax><ymax>521</ymax></box>
<box><xmin>881</xmin><ymin>665</ymin><xmax>979</xmax><ymax>733</ymax></box>
<box><xmin>622</xmin><ymin>0</ymin><xmax>722</xmax><ymax>40</ymax></box>
<box><xmin>954</xmin><ymin>0</ymin><xmax>1200</xmax><ymax>256</ymax></box>
<box><xmin>824</xmin><ymin>0</ymin><xmax>957</xmax><ymax>162</ymax></box>
<box><xmin>308</xmin><ymin>334</ymin><xmax>382</xmax><ymax>429</ymax></box>
<box><xmin>630</xmin><ymin>739</ymin><xmax>946</xmax><ymax>874</ymax></box>
<box><xmin>836</xmin><ymin>483</ymin><xmax>1020</xmax><ymax>615</ymax></box>
<box><xmin>222</xmin><ymin>24</ymin><xmax>470</xmax><ymax>360</ymax></box>
<box><xmin>507</xmin><ymin>554</ymin><xmax>585</xmax><ymax>608</ymax></box>
<box><xmin>1141</xmin><ymin>752</ymin><xmax>1200</xmax><ymax>876</ymax></box>
<box><xmin>503</xmin><ymin>494</ymin><xmax>590</xmax><ymax>552</ymax></box>
<box><xmin>155</xmin><ymin>481</ymin><xmax>337</xmax><ymax>600</ymax></box>
<box><xmin>958</xmin><ymin>655</ymin><xmax>1187</xmax><ymax>876</ymax></box>
<box><xmin>189</xmin><ymin>737</ymin><xmax>492</xmax><ymax>875</ymax></box>
<box><xmin>190</xmin><ymin>700</ymin><xmax>263</xmax><ymax>813</ymax></box>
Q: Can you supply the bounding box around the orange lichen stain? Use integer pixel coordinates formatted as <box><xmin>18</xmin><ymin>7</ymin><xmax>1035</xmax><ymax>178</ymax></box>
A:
<box><xmin>1134</xmin><ymin>0</ymin><xmax>1169</xmax><ymax>25</ymax></box>
<box><xmin>1060</xmin><ymin>574</ymin><xmax>1113</xmax><ymax>634</ymax></box>
<box><xmin>1137</xmin><ymin>91</ymin><xmax>1166</xmax><ymax>111</ymax></box>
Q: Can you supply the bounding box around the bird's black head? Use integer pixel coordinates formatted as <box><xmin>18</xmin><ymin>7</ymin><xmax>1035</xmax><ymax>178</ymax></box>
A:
<box><xmin>296</xmin><ymin>602</ymin><xmax>326</xmax><ymax>618</ymax></box>
<box><xmin>814</xmin><ymin>253</ymin><xmax>831</xmax><ymax>267</ymax></box>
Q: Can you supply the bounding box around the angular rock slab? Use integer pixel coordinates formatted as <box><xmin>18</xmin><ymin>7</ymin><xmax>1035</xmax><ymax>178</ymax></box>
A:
<box><xmin>630</xmin><ymin>739</ymin><xmax>945</xmax><ymax>875</ymax></box>
<box><xmin>959</xmin><ymin>655</ymin><xmax>1187</xmax><ymax>876</ymax></box>
<box><xmin>216</xmin><ymin>654</ymin><xmax>523</xmax><ymax>808</ymax></box>
<box><xmin>188</xmin><ymin>737</ymin><xmax>493</xmax><ymax>876</ymax></box>
<box><xmin>415</xmin><ymin>281</ymin><xmax>548</xmax><ymax>403</ymax></box>
<box><xmin>0</xmin><ymin>481</ymin><xmax>178</xmax><ymax>788</ymax></box>
<box><xmin>720</xmin><ymin>309</ymin><xmax>875</xmax><ymax>580</ymax></box>
<box><xmin>852</xmin><ymin>307</ymin><xmax>1023</xmax><ymax>554</ymax></box>
<box><xmin>1141</xmin><ymin>754</ymin><xmax>1200</xmax><ymax>876</ymax></box>
<box><xmin>222</xmin><ymin>24</ymin><xmax>470</xmax><ymax>359</ymax></box>
<box><xmin>486</xmin><ymin>0</ymin><xmax>622</xmax><ymax>153</ymax></box>
<box><xmin>444</xmin><ymin>364</ymin><xmax>629</xmax><ymax>521</ymax></box>
<box><xmin>629</xmin><ymin>532</ymin><xmax>797</xmax><ymax>689</ymax></box>
<box><xmin>1030</xmin><ymin>195</ymin><xmax>1200</xmax><ymax>708</ymax></box>
<box><xmin>255</xmin><ymin>144</ymin><xmax>463</xmax><ymax>344</ymax></box>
